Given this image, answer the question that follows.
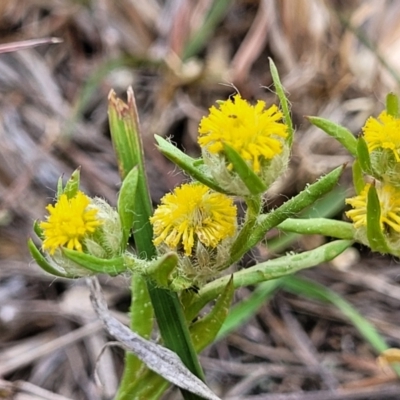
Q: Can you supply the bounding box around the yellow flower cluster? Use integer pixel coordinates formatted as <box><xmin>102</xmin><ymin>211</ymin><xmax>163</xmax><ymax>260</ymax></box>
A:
<box><xmin>363</xmin><ymin>111</ymin><xmax>400</xmax><ymax>161</ymax></box>
<box><xmin>346</xmin><ymin>108</ymin><xmax>400</xmax><ymax>249</ymax></box>
<box><xmin>40</xmin><ymin>191</ymin><xmax>102</xmax><ymax>255</ymax></box>
<box><xmin>151</xmin><ymin>95</ymin><xmax>287</xmax><ymax>264</ymax></box>
<box><xmin>150</xmin><ymin>183</ymin><xmax>237</xmax><ymax>256</ymax></box>
<box><xmin>198</xmin><ymin>94</ymin><xmax>288</xmax><ymax>173</ymax></box>
<box><xmin>346</xmin><ymin>183</ymin><xmax>400</xmax><ymax>233</ymax></box>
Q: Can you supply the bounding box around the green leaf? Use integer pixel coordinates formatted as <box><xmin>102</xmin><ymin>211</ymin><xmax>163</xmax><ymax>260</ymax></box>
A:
<box><xmin>307</xmin><ymin>116</ymin><xmax>357</xmax><ymax>157</ymax></box>
<box><xmin>190</xmin><ymin>277</ymin><xmax>234</xmax><ymax>352</ymax></box>
<box><xmin>282</xmin><ymin>275</ymin><xmax>388</xmax><ymax>353</ymax></box>
<box><xmin>366</xmin><ymin>184</ymin><xmax>389</xmax><ymax>253</ymax></box>
<box><xmin>62</xmin><ymin>248</ymin><xmax>126</xmax><ymax>275</ymax></box>
<box><xmin>277</xmin><ymin>218</ymin><xmax>355</xmax><ymax>239</ymax></box>
<box><xmin>56</xmin><ymin>176</ymin><xmax>63</xmax><ymax>198</ymax></box>
<box><xmin>386</xmin><ymin>93</ymin><xmax>399</xmax><ymax>118</ymax></box>
<box><xmin>352</xmin><ymin>159</ymin><xmax>365</xmax><ymax>195</ymax></box>
<box><xmin>268</xmin><ymin>186</ymin><xmax>347</xmax><ymax>253</ymax></box>
<box><xmin>223</xmin><ymin>142</ymin><xmax>267</xmax><ymax>195</ymax></box>
<box><xmin>28</xmin><ymin>239</ymin><xmax>72</xmax><ymax>278</ymax></box>
<box><xmin>357</xmin><ymin>136</ymin><xmax>372</xmax><ymax>175</ymax></box>
<box><xmin>154</xmin><ymin>135</ymin><xmax>226</xmax><ymax>194</ymax></box>
<box><xmin>269</xmin><ymin>58</ymin><xmax>294</xmax><ymax>146</ymax></box>
<box><xmin>217</xmin><ymin>279</ymin><xmax>281</xmax><ymax>340</ymax></box>
<box><xmin>117</xmin><ymin>274</ymin><xmax>155</xmax><ymax>394</ymax></box>
<box><xmin>187</xmin><ymin>239</ymin><xmax>353</xmax><ymax>321</ymax></box>
<box><xmin>145</xmin><ymin>252</ymin><xmax>179</xmax><ymax>287</ymax></box>
<box><xmin>63</xmin><ymin>168</ymin><xmax>81</xmax><ymax>199</ymax></box>
<box><xmin>117</xmin><ymin>166</ymin><xmax>139</xmax><ymax>250</ymax></box>
<box><xmin>108</xmin><ymin>89</ymin><xmax>154</xmax><ymax>253</ymax></box>
<box><xmin>229</xmin><ymin>165</ymin><xmax>345</xmax><ymax>264</ymax></box>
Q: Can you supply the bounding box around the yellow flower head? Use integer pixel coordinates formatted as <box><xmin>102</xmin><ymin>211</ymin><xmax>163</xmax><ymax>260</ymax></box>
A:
<box><xmin>363</xmin><ymin>111</ymin><xmax>400</xmax><ymax>161</ymax></box>
<box><xmin>150</xmin><ymin>183</ymin><xmax>237</xmax><ymax>256</ymax></box>
<box><xmin>198</xmin><ymin>94</ymin><xmax>288</xmax><ymax>173</ymax></box>
<box><xmin>345</xmin><ymin>183</ymin><xmax>400</xmax><ymax>233</ymax></box>
<box><xmin>40</xmin><ymin>191</ymin><xmax>102</xmax><ymax>255</ymax></box>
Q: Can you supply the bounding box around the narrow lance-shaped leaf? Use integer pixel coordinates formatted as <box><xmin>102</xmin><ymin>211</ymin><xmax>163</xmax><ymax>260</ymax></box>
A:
<box><xmin>189</xmin><ymin>277</ymin><xmax>234</xmax><ymax>352</ymax></box>
<box><xmin>366</xmin><ymin>184</ymin><xmax>390</xmax><ymax>253</ymax></box>
<box><xmin>62</xmin><ymin>248</ymin><xmax>127</xmax><ymax>276</ymax></box>
<box><xmin>28</xmin><ymin>239</ymin><xmax>72</xmax><ymax>278</ymax></box>
<box><xmin>117</xmin><ymin>274</ymin><xmax>155</xmax><ymax>388</ymax></box>
<box><xmin>352</xmin><ymin>159</ymin><xmax>365</xmax><ymax>195</ymax></box>
<box><xmin>269</xmin><ymin>58</ymin><xmax>294</xmax><ymax>146</ymax></box>
<box><xmin>108</xmin><ymin>88</ymin><xmax>154</xmax><ymax>251</ymax></box>
<box><xmin>223</xmin><ymin>142</ymin><xmax>267</xmax><ymax>195</ymax></box>
<box><xmin>154</xmin><ymin>135</ymin><xmax>227</xmax><ymax>194</ymax></box>
<box><xmin>186</xmin><ymin>239</ymin><xmax>353</xmax><ymax>321</ymax></box>
<box><xmin>229</xmin><ymin>165</ymin><xmax>344</xmax><ymax>265</ymax></box>
<box><xmin>386</xmin><ymin>93</ymin><xmax>399</xmax><ymax>118</ymax></box>
<box><xmin>307</xmin><ymin>116</ymin><xmax>357</xmax><ymax>157</ymax></box>
<box><xmin>63</xmin><ymin>168</ymin><xmax>81</xmax><ymax>199</ymax></box>
<box><xmin>277</xmin><ymin>218</ymin><xmax>355</xmax><ymax>240</ymax></box>
<box><xmin>117</xmin><ymin>166</ymin><xmax>139</xmax><ymax>250</ymax></box>
<box><xmin>357</xmin><ymin>136</ymin><xmax>372</xmax><ymax>175</ymax></box>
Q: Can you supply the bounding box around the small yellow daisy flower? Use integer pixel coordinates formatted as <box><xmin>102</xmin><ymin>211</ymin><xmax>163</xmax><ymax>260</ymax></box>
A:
<box><xmin>198</xmin><ymin>94</ymin><xmax>288</xmax><ymax>173</ymax></box>
<box><xmin>363</xmin><ymin>111</ymin><xmax>400</xmax><ymax>161</ymax></box>
<box><xmin>150</xmin><ymin>183</ymin><xmax>237</xmax><ymax>256</ymax></box>
<box><xmin>40</xmin><ymin>191</ymin><xmax>102</xmax><ymax>255</ymax></box>
<box><xmin>346</xmin><ymin>183</ymin><xmax>400</xmax><ymax>232</ymax></box>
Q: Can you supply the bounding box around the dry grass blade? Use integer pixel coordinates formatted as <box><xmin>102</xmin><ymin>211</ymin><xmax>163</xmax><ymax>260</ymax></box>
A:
<box><xmin>87</xmin><ymin>277</ymin><xmax>221</xmax><ymax>400</ymax></box>
<box><xmin>0</xmin><ymin>37</ymin><xmax>62</xmax><ymax>53</ymax></box>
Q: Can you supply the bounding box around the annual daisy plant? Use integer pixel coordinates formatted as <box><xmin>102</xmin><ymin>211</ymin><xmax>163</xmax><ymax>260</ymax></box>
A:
<box><xmin>29</xmin><ymin>59</ymin><xmax>398</xmax><ymax>399</ymax></box>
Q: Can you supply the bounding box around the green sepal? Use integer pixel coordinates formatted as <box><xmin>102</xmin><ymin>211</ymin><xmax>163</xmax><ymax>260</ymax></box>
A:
<box><xmin>62</xmin><ymin>168</ymin><xmax>81</xmax><ymax>199</ymax></box>
<box><xmin>357</xmin><ymin>136</ymin><xmax>372</xmax><ymax>175</ymax></box>
<box><xmin>269</xmin><ymin>58</ymin><xmax>294</xmax><ymax>146</ymax></box>
<box><xmin>62</xmin><ymin>248</ymin><xmax>127</xmax><ymax>275</ymax></box>
<box><xmin>33</xmin><ymin>220</ymin><xmax>44</xmax><ymax>241</ymax></box>
<box><xmin>145</xmin><ymin>252</ymin><xmax>179</xmax><ymax>287</ymax></box>
<box><xmin>154</xmin><ymin>135</ymin><xmax>226</xmax><ymax>194</ymax></box>
<box><xmin>117</xmin><ymin>166</ymin><xmax>139</xmax><ymax>250</ymax></box>
<box><xmin>307</xmin><ymin>116</ymin><xmax>357</xmax><ymax>157</ymax></box>
<box><xmin>352</xmin><ymin>159</ymin><xmax>365</xmax><ymax>195</ymax></box>
<box><xmin>366</xmin><ymin>184</ymin><xmax>390</xmax><ymax>253</ymax></box>
<box><xmin>56</xmin><ymin>176</ymin><xmax>63</xmax><ymax>198</ymax></box>
<box><xmin>28</xmin><ymin>239</ymin><xmax>72</xmax><ymax>278</ymax></box>
<box><xmin>386</xmin><ymin>93</ymin><xmax>399</xmax><ymax>118</ymax></box>
<box><xmin>189</xmin><ymin>276</ymin><xmax>234</xmax><ymax>352</ymax></box>
<box><xmin>223</xmin><ymin>142</ymin><xmax>267</xmax><ymax>195</ymax></box>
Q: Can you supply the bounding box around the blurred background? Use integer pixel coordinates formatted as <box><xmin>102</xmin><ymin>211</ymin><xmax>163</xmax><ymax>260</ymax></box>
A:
<box><xmin>1</xmin><ymin>0</ymin><xmax>400</xmax><ymax>399</ymax></box>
